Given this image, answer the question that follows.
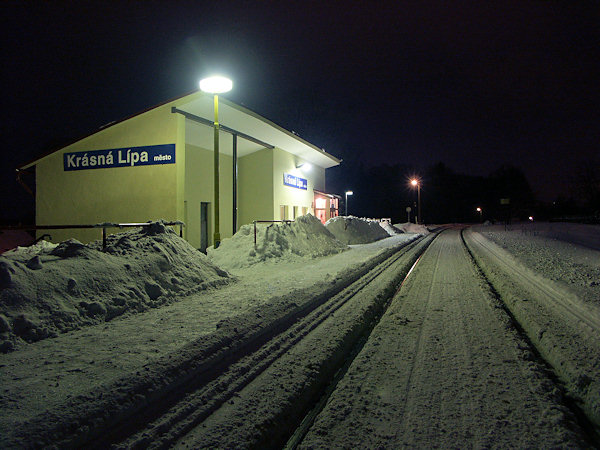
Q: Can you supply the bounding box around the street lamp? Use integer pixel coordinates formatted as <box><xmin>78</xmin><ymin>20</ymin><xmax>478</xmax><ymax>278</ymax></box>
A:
<box><xmin>476</xmin><ymin>207</ymin><xmax>482</xmax><ymax>222</ymax></box>
<box><xmin>345</xmin><ymin>190</ymin><xmax>353</xmax><ymax>216</ymax></box>
<box><xmin>410</xmin><ymin>179</ymin><xmax>421</xmax><ymax>224</ymax></box>
<box><xmin>200</xmin><ymin>75</ymin><xmax>233</xmax><ymax>249</ymax></box>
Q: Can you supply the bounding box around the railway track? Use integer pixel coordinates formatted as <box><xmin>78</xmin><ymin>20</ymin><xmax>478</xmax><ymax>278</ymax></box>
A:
<box><xmin>7</xmin><ymin>232</ymin><xmax>437</xmax><ymax>448</ymax></box>
<box><xmin>464</xmin><ymin>229</ymin><xmax>600</xmax><ymax>332</ymax></box>
<box><xmin>463</xmin><ymin>228</ymin><xmax>600</xmax><ymax>436</ymax></box>
<box><xmin>296</xmin><ymin>227</ymin><xmax>595</xmax><ymax>448</ymax></box>
<box><xmin>8</xmin><ymin>226</ymin><xmax>598</xmax><ymax>447</ymax></box>
<box><xmin>109</xmin><ymin>232</ymin><xmax>438</xmax><ymax>448</ymax></box>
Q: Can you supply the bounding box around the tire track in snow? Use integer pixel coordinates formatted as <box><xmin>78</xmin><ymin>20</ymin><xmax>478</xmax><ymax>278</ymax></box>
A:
<box><xmin>392</xmin><ymin>234</ymin><xmax>444</xmax><ymax>440</ymax></box>
<box><xmin>0</xmin><ymin>235</ymin><xmax>426</xmax><ymax>449</ymax></box>
<box><xmin>300</xmin><ymin>227</ymin><xmax>588</xmax><ymax>448</ymax></box>
<box><xmin>95</xmin><ymin>233</ymin><xmax>437</xmax><ymax>448</ymax></box>
<box><xmin>464</xmin><ymin>228</ymin><xmax>600</xmax><ymax>437</ymax></box>
<box><xmin>466</xmin><ymin>229</ymin><xmax>600</xmax><ymax>332</ymax></box>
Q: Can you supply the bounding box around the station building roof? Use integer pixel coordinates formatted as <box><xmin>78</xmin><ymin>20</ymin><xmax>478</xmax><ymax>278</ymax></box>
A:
<box><xmin>18</xmin><ymin>90</ymin><xmax>341</xmax><ymax>171</ymax></box>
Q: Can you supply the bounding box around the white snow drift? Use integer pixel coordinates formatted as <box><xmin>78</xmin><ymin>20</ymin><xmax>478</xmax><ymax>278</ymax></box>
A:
<box><xmin>0</xmin><ymin>222</ymin><xmax>231</xmax><ymax>352</ymax></box>
<box><xmin>208</xmin><ymin>214</ymin><xmax>348</xmax><ymax>269</ymax></box>
<box><xmin>325</xmin><ymin>216</ymin><xmax>391</xmax><ymax>244</ymax></box>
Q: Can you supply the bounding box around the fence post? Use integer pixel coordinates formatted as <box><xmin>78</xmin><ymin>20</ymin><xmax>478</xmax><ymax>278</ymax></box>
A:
<box><xmin>102</xmin><ymin>227</ymin><xmax>107</xmax><ymax>250</ymax></box>
<box><xmin>254</xmin><ymin>221</ymin><xmax>257</xmax><ymax>248</ymax></box>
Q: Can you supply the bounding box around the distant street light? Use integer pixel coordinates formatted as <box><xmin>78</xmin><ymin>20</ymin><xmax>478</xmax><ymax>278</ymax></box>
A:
<box><xmin>345</xmin><ymin>190</ymin><xmax>353</xmax><ymax>216</ymax></box>
<box><xmin>476</xmin><ymin>207</ymin><xmax>482</xmax><ymax>222</ymax></box>
<box><xmin>200</xmin><ymin>75</ymin><xmax>233</xmax><ymax>249</ymax></box>
<box><xmin>410</xmin><ymin>179</ymin><xmax>421</xmax><ymax>224</ymax></box>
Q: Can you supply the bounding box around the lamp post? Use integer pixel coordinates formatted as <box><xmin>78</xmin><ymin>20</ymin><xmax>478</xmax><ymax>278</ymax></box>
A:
<box><xmin>476</xmin><ymin>207</ymin><xmax>482</xmax><ymax>222</ymax></box>
<box><xmin>200</xmin><ymin>75</ymin><xmax>233</xmax><ymax>249</ymax></box>
<box><xmin>345</xmin><ymin>190</ymin><xmax>353</xmax><ymax>216</ymax></box>
<box><xmin>410</xmin><ymin>179</ymin><xmax>421</xmax><ymax>224</ymax></box>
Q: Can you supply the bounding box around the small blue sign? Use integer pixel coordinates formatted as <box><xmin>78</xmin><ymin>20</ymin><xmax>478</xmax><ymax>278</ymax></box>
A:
<box><xmin>283</xmin><ymin>173</ymin><xmax>308</xmax><ymax>190</ymax></box>
<box><xmin>64</xmin><ymin>144</ymin><xmax>176</xmax><ymax>171</ymax></box>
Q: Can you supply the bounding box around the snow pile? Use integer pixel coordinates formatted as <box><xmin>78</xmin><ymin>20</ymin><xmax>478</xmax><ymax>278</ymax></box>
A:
<box><xmin>8</xmin><ymin>239</ymin><xmax>58</xmax><ymax>256</ymax></box>
<box><xmin>325</xmin><ymin>216</ymin><xmax>390</xmax><ymax>245</ymax></box>
<box><xmin>379</xmin><ymin>221</ymin><xmax>403</xmax><ymax>236</ymax></box>
<box><xmin>0</xmin><ymin>222</ymin><xmax>231</xmax><ymax>352</ymax></box>
<box><xmin>394</xmin><ymin>222</ymin><xmax>431</xmax><ymax>234</ymax></box>
<box><xmin>208</xmin><ymin>214</ymin><xmax>348</xmax><ymax>269</ymax></box>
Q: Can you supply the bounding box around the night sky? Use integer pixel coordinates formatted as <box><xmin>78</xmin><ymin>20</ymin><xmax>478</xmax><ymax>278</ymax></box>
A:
<box><xmin>2</xmin><ymin>1</ymin><xmax>598</xmax><ymax>223</ymax></box>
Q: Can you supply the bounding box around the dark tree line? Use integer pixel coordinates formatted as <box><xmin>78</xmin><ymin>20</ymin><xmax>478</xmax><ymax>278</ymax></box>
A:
<box><xmin>327</xmin><ymin>161</ymin><xmax>537</xmax><ymax>224</ymax></box>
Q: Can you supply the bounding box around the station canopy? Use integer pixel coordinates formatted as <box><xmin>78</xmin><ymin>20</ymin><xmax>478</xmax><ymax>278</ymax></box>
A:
<box><xmin>177</xmin><ymin>93</ymin><xmax>341</xmax><ymax>169</ymax></box>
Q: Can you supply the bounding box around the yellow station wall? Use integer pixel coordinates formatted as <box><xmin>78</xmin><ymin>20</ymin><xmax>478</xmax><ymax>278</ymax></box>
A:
<box><xmin>33</xmin><ymin>95</ymin><xmax>334</xmax><ymax>246</ymax></box>
<box><xmin>35</xmin><ymin>104</ymin><xmax>180</xmax><ymax>243</ymax></box>
<box><xmin>237</xmin><ymin>148</ymin><xmax>274</xmax><ymax>226</ymax></box>
<box><xmin>272</xmin><ymin>148</ymin><xmax>324</xmax><ymax>220</ymax></box>
<box><xmin>184</xmin><ymin>143</ymin><xmax>233</xmax><ymax>249</ymax></box>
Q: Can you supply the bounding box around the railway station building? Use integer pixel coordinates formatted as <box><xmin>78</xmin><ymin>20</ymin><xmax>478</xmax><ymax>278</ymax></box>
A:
<box><xmin>17</xmin><ymin>91</ymin><xmax>341</xmax><ymax>251</ymax></box>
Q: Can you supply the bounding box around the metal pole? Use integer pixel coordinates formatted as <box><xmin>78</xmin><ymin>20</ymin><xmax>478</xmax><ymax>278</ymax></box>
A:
<box><xmin>345</xmin><ymin>192</ymin><xmax>348</xmax><ymax>216</ymax></box>
<box><xmin>213</xmin><ymin>94</ymin><xmax>221</xmax><ymax>249</ymax></box>
<box><xmin>417</xmin><ymin>184</ymin><xmax>421</xmax><ymax>225</ymax></box>
<box><xmin>233</xmin><ymin>134</ymin><xmax>238</xmax><ymax>235</ymax></box>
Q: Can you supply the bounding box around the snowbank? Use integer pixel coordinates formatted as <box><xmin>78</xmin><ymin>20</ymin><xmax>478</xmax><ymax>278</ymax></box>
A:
<box><xmin>0</xmin><ymin>222</ymin><xmax>231</xmax><ymax>352</ymax></box>
<box><xmin>208</xmin><ymin>214</ymin><xmax>348</xmax><ymax>269</ymax></box>
<box><xmin>393</xmin><ymin>222</ymin><xmax>431</xmax><ymax>234</ymax></box>
<box><xmin>379</xmin><ymin>221</ymin><xmax>403</xmax><ymax>236</ymax></box>
<box><xmin>325</xmin><ymin>216</ymin><xmax>390</xmax><ymax>244</ymax></box>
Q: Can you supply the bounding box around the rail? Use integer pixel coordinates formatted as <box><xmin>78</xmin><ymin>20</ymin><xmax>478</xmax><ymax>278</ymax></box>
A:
<box><xmin>253</xmin><ymin>220</ymin><xmax>294</xmax><ymax>247</ymax></box>
<box><xmin>1</xmin><ymin>221</ymin><xmax>185</xmax><ymax>250</ymax></box>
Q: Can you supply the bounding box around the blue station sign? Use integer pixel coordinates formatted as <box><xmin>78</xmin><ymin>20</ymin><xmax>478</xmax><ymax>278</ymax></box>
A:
<box><xmin>64</xmin><ymin>144</ymin><xmax>176</xmax><ymax>171</ymax></box>
<box><xmin>283</xmin><ymin>173</ymin><xmax>308</xmax><ymax>190</ymax></box>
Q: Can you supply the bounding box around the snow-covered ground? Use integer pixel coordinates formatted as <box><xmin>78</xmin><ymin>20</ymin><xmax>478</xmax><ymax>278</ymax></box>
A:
<box><xmin>301</xmin><ymin>228</ymin><xmax>588</xmax><ymax>448</ymax></box>
<box><xmin>0</xmin><ymin>222</ymin><xmax>232</xmax><ymax>352</ymax></box>
<box><xmin>0</xmin><ymin>215</ymin><xmax>421</xmax><ymax>446</ymax></box>
<box><xmin>1</xmin><ymin>219</ymin><xmax>598</xmax><ymax>447</ymax></box>
<box><xmin>474</xmin><ymin>222</ymin><xmax>600</xmax><ymax>308</ymax></box>
<box><xmin>325</xmin><ymin>216</ymin><xmax>390</xmax><ymax>244</ymax></box>
<box><xmin>468</xmin><ymin>222</ymin><xmax>600</xmax><ymax>430</ymax></box>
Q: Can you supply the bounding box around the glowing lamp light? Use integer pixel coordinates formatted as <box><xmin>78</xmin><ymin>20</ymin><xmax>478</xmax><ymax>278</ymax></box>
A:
<box><xmin>410</xmin><ymin>178</ymin><xmax>422</xmax><ymax>224</ymax></box>
<box><xmin>199</xmin><ymin>76</ymin><xmax>233</xmax><ymax>94</ymax></box>
<box><xmin>296</xmin><ymin>162</ymin><xmax>312</xmax><ymax>171</ymax></box>
<box><xmin>315</xmin><ymin>198</ymin><xmax>327</xmax><ymax>209</ymax></box>
<box><xmin>529</xmin><ymin>216</ymin><xmax>534</xmax><ymax>221</ymax></box>
<box><xmin>344</xmin><ymin>190</ymin><xmax>353</xmax><ymax>216</ymax></box>
<box><xmin>476</xmin><ymin>207</ymin><xmax>482</xmax><ymax>212</ymax></box>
